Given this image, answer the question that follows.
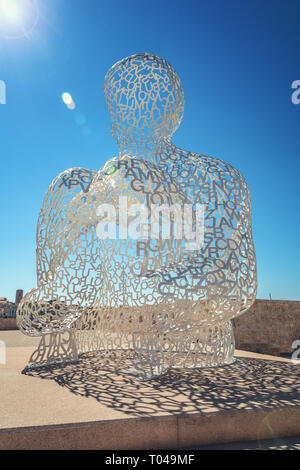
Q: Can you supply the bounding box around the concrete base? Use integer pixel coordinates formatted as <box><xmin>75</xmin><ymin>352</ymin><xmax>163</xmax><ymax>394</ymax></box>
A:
<box><xmin>0</xmin><ymin>331</ymin><xmax>299</xmax><ymax>450</ymax></box>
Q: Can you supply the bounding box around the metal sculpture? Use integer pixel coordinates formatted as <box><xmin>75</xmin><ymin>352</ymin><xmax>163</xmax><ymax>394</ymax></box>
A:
<box><xmin>17</xmin><ymin>53</ymin><xmax>257</xmax><ymax>379</ymax></box>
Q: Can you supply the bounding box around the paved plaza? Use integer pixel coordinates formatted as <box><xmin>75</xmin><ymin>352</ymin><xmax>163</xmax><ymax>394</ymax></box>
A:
<box><xmin>0</xmin><ymin>331</ymin><xmax>299</xmax><ymax>449</ymax></box>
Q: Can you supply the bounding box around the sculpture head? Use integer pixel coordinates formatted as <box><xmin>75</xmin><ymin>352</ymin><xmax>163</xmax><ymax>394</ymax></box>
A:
<box><xmin>104</xmin><ymin>53</ymin><xmax>185</xmax><ymax>148</ymax></box>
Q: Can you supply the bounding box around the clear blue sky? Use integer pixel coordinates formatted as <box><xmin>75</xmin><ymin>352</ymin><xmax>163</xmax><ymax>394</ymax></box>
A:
<box><xmin>0</xmin><ymin>0</ymin><xmax>299</xmax><ymax>302</ymax></box>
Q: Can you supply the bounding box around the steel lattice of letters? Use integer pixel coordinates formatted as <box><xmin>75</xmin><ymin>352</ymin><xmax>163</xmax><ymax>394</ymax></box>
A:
<box><xmin>17</xmin><ymin>53</ymin><xmax>257</xmax><ymax>379</ymax></box>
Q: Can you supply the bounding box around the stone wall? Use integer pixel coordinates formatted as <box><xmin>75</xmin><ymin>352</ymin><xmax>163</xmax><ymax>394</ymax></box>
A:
<box><xmin>0</xmin><ymin>318</ymin><xmax>17</xmax><ymax>330</ymax></box>
<box><xmin>234</xmin><ymin>299</ymin><xmax>300</xmax><ymax>356</ymax></box>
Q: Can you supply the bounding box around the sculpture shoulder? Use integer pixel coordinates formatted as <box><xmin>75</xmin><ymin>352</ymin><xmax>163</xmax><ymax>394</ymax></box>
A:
<box><xmin>94</xmin><ymin>154</ymin><xmax>160</xmax><ymax>197</ymax></box>
<box><xmin>98</xmin><ymin>154</ymin><xmax>155</xmax><ymax>179</ymax></box>
<box><xmin>97</xmin><ymin>154</ymin><xmax>171</xmax><ymax>189</ymax></box>
<box><xmin>180</xmin><ymin>151</ymin><xmax>250</xmax><ymax>195</ymax></box>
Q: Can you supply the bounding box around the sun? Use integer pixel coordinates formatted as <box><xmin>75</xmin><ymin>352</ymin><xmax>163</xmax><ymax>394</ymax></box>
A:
<box><xmin>0</xmin><ymin>0</ymin><xmax>24</xmax><ymax>24</ymax></box>
<box><xmin>0</xmin><ymin>0</ymin><xmax>39</xmax><ymax>39</ymax></box>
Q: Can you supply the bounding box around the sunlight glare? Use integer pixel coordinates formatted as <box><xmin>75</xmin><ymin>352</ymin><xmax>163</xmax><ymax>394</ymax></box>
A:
<box><xmin>0</xmin><ymin>0</ymin><xmax>23</xmax><ymax>24</ymax></box>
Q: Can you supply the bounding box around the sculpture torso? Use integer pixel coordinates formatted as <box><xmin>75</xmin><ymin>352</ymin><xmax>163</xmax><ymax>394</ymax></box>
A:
<box><xmin>94</xmin><ymin>141</ymin><xmax>256</xmax><ymax>330</ymax></box>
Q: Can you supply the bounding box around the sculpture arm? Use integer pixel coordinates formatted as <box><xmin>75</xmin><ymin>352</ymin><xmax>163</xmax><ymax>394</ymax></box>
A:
<box><xmin>17</xmin><ymin>167</ymin><xmax>104</xmax><ymax>336</ymax></box>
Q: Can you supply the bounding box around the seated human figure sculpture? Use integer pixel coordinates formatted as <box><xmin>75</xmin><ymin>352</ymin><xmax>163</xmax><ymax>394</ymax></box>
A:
<box><xmin>17</xmin><ymin>53</ymin><xmax>257</xmax><ymax>379</ymax></box>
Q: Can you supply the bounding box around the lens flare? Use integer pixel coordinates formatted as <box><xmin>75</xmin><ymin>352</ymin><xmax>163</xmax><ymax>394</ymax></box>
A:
<box><xmin>62</xmin><ymin>93</ymin><xmax>73</xmax><ymax>105</ymax></box>
<box><xmin>67</xmin><ymin>101</ymin><xmax>76</xmax><ymax>111</ymax></box>
<box><xmin>62</xmin><ymin>92</ymin><xmax>76</xmax><ymax>110</ymax></box>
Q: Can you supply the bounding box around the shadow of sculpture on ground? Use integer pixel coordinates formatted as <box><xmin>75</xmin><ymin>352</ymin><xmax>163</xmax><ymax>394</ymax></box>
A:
<box><xmin>22</xmin><ymin>351</ymin><xmax>300</xmax><ymax>418</ymax></box>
